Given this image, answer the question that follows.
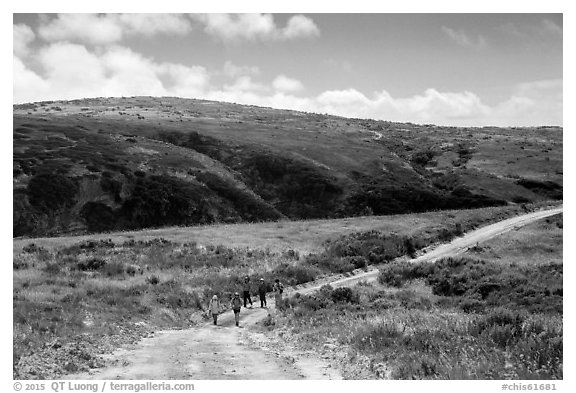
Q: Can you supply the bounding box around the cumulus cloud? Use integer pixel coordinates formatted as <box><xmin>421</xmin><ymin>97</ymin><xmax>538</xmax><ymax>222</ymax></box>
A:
<box><xmin>312</xmin><ymin>88</ymin><xmax>490</xmax><ymax>124</ymax></box>
<box><xmin>13</xmin><ymin>16</ymin><xmax>561</xmax><ymax>127</ymax></box>
<box><xmin>493</xmin><ymin>79</ymin><xmax>562</xmax><ymax>126</ymax></box>
<box><xmin>37</xmin><ymin>14</ymin><xmax>192</xmax><ymax>45</ymax></box>
<box><xmin>118</xmin><ymin>14</ymin><xmax>192</xmax><ymax>36</ymax></box>
<box><xmin>13</xmin><ymin>57</ymin><xmax>50</xmax><ymax>104</ymax></box>
<box><xmin>13</xmin><ymin>24</ymin><xmax>36</xmax><ymax>58</ymax></box>
<box><xmin>283</xmin><ymin>15</ymin><xmax>320</xmax><ymax>39</ymax></box>
<box><xmin>190</xmin><ymin>13</ymin><xmax>319</xmax><ymax>42</ymax></box>
<box><xmin>272</xmin><ymin>75</ymin><xmax>304</xmax><ymax>93</ymax></box>
<box><xmin>441</xmin><ymin>26</ymin><xmax>487</xmax><ymax>49</ymax></box>
<box><xmin>222</xmin><ymin>76</ymin><xmax>268</xmax><ymax>94</ymax></box>
<box><xmin>14</xmin><ymin>41</ymin><xmax>210</xmax><ymax>103</ymax></box>
<box><xmin>222</xmin><ymin>61</ymin><xmax>260</xmax><ymax>78</ymax></box>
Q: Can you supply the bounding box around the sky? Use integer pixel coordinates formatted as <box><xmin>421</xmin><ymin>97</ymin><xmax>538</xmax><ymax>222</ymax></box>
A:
<box><xmin>13</xmin><ymin>13</ymin><xmax>563</xmax><ymax>127</ymax></box>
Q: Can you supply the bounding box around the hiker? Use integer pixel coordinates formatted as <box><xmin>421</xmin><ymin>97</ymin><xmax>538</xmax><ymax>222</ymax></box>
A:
<box><xmin>207</xmin><ymin>295</ymin><xmax>221</xmax><ymax>325</ymax></box>
<box><xmin>231</xmin><ymin>292</ymin><xmax>242</xmax><ymax>327</ymax></box>
<box><xmin>258</xmin><ymin>278</ymin><xmax>267</xmax><ymax>308</ymax></box>
<box><xmin>242</xmin><ymin>276</ymin><xmax>253</xmax><ymax>308</ymax></box>
<box><xmin>273</xmin><ymin>278</ymin><xmax>284</xmax><ymax>307</ymax></box>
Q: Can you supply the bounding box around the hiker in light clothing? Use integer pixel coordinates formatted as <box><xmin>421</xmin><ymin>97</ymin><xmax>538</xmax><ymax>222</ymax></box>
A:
<box><xmin>273</xmin><ymin>279</ymin><xmax>284</xmax><ymax>308</ymax></box>
<box><xmin>231</xmin><ymin>292</ymin><xmax>242</xmax><ymax>327</ymax></box>
<box><xmin>242</xmin><ymin>276</ymin><xmax>253</xmax><ymax>308</ymax></box>
<box><xmin>207</xmin><ymin>295</ymin><xmax>221</xmax><ymax>325</ymax></box>
<box><xmin>258</xmin><ymin>278</ymin><xmax>267</xmax><ymax>308</ymax></box>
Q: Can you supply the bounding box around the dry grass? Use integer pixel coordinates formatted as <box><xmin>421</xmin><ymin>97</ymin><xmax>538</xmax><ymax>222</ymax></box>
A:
<box><xmin>12</xmin><ymin>202</ymin><xmax>562</xmax><ymax>378</ymax></box>
<box><xmin>461</xmin><ymin>213</ymin><xmax>562</xmax><ymax>266</ymax></box>
<box><xmin>13</xmin><ymin>203</ymin><xmax>557</xmax><ymax>254</ymax></box>
<box><xmin>275</xmin><ymin>277</ymin><xmax>562</xmax><ymax>380</ymax></box>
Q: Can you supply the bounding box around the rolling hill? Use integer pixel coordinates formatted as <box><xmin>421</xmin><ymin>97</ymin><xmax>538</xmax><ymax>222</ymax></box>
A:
<box><xmin>13</xmin><ymin>96</ymin><xmax>563</xmax><ymax>237</ymax></box>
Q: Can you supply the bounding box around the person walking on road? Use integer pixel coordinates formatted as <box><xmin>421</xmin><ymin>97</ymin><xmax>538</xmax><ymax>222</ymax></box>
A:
<box><xmin>273</xmin><ymin>278</ymin><xmax>284</xmax><ymax>308</ymax></box>
<box><xmin>207</xmin><ymin>295</ymin><xmax>221</xmax><ymax>325</ymax></box>
<box><xmin>242</xmin><ymin>276</ymin><xmax>253</xmax><ymax>308</ymax></box>
<box><xmin>258</xmin><ymin>278</ymin><xmax>267</xmax><ymax>308</ymax></box>
<box><xmin>231</xmin><ymin>292</ymin><xmax>243</xmax><ymax>327</ymax></box>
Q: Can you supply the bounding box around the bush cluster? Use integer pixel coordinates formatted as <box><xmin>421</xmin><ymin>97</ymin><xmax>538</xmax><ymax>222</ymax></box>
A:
<box><xmin>378</xmin><ymin>257</ymin><xmax>562</xmax><ymax>314</ymax></box>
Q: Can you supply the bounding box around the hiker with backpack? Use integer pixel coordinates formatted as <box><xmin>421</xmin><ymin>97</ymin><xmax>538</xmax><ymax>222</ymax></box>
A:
<box><xmin>258</xmin><ymin>278</ymin><xmax>267</xmax><ymax>308</ymax></box>
<box><xmin>273</xmin><ymin>278</ymin><xmax>284</xmax><ymax>307</ymax></box>
<box><xmin>207</xmin><ymin>295</ymin><xmax>221</xmax><ymax>325</ymax></box>
<box><xmin>231</xmin><ymin>292</ymin><xmax>243</xmax><ymax>327</ymax></box>
<box><xmin>242</xmin><ymin>276</ymin><xmax>253</xmax><ymax>308</ymax></box>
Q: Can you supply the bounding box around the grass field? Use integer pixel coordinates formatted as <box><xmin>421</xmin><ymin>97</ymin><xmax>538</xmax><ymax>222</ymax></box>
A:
<box><xmin>12</xmin><ymin>203</ymin><xmax>561</xmax><ymax>379</ymax></box>
<box><xmin>461</xmin><ymin>213</ymin><xmax>562</xmax><ymax>266</ymax></box>
<box><xmin>14</xmin><ymin>203</ymin><xmax>556</xmax><ymax>255</ymax></box>
<box><xmin>266</xmin><ymin>211</ymin><xmax>563</xmax><ymax>380</ymax></box>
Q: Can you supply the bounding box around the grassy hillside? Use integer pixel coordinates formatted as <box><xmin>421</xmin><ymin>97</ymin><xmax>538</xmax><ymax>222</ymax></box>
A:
<box><xmin>13</xmin><ymin>96</ymin><xmax>562</xmax><ymax>237</ymax></box>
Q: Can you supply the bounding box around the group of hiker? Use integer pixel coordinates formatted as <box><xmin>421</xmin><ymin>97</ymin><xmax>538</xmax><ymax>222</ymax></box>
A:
<box><xmin>206</xmin><ymin>276</ymin><xmax>284</xmax><ymax>327</ymax></box>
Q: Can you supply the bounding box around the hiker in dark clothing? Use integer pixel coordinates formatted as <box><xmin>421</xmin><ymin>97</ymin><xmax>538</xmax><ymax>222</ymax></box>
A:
<box><xmin>258</xmin><ymin>278</ymin><xmax>267</xmax><ymax>308</ymax></box>
<box><xmin>273</xmin><ymin>278</ymin><xmax>284</xmax><ymax>308</ymax></box>
<box><xmin>231</xmin><ymin>292</ymin><xmax>242</xmax><ymax>327</ymax></box>
<box><xmin>242</xmin><ymin>276</ymin><xmax>253</xmax><ymax>308</ymax></box>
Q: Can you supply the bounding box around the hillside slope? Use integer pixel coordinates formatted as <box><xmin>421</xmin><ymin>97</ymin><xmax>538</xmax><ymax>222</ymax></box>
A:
<box><xmin>13</xmin><ymin>96</ymin><xmax>563</xmax><ymax>237</ymax></box>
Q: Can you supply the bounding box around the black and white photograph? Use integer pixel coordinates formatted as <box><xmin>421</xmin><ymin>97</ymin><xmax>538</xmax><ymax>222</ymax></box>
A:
<box><xmin>10</xmin><ymin>4</ymin><xmax>566</xmax><ymax>389</ymax></box>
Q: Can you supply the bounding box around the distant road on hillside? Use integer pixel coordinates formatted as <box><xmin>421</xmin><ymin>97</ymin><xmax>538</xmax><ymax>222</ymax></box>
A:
<box><xmin>298</xmin><ymin>205</ymin><xmax>563</xmax><ymax>292</ymax></box>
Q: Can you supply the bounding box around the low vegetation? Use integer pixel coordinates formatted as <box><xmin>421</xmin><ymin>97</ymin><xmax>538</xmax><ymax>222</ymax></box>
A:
<box><xmin>274</xmin><ymin>257</ymin><xmax>562</xmax><ymax>379</ymax></box>
<box><xmin>13</xmin><ymin>206</ymin><xmax>562</xmax><ymax>379</ymax></box>
<box><xmin>270</xmin><ymin>214</ymin><xmax>563</xmax><ymax>379</ymax></box>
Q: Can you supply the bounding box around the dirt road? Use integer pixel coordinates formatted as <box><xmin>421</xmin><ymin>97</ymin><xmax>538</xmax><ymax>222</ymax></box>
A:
<box><xmin>66</xmin><ymin>206</ymin><xmax>561</xmax><ymax>380</ymax></box>
<box><xmin>293</xmin><ymin>205</ymin><xmax>563</xmax><ymax>292</ymax></box>
<box><xmin>69</xmin><ymin>301</ymin><xmax>341</xmax><ymax>380</ymax></box>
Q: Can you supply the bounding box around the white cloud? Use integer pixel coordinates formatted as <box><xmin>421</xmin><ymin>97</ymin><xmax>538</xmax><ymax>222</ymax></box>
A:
<box><xmin>38</xmin><ymin>14</ymin><xmax>124</xmax><ymax>45</ymax></box>
<box><xmin>118</xmin><ymin>14</ymin><xmax>192</xmax><ymax>36</ymax></box>
<box><xmin>12</xmin><ymin>24</ymin><xmax>561</xmax><ymax>127</ymax></box>
<box><xmin>441</xmin><ymin>26</ymin><xmax>487</xmax><ymax>49</ymax></box>
<box><xmin>190</xmin><ymin>13</ymin><xmax>319</xmax><ymax>42</ymax></box>
<box><xmin>222</xmin><ymin>61</ymin><xmax>260</xmax><ymax>78</ymax></box>
<box><xmin>494</xmin><ymin>79</ymin><xmax>562</xmax><ymax>126</ymax></box>
<box><xmin>13</xmin><ymin>57</ymin><xmax>50</xmax><ymax>104</ymax></box>
<box><xmin>311</xmin><ymin>88</ymin><xmax>490</xmax><ymax>124</ymax></box>
<box><xmin>14</xmin><ymin>42</ymin><xmax>210</xmax><ymax>103</ymax></box>
<box><xmin>158</xmin><ymin>63</ymin><xmax>210</xmax><ymax>97</ymax></box>
<box><xmin>272</xmin><ymin>75</ymin><xmax>304</xmax><ymax>93</ymax></box>
<box><xmin>37</xmin><ymin>14</ymin><xmax>192</xmax><ymax>45</ymax></box>
<box><xmin>222</xmin><ymin>76</ymin><xmax>268</xmax><ymax>94</ymax></box>
<box><xmin>283</xmin><ymin>15</ymin><xmax>320</xmax><ymax>39</ymax></box>
<box><xmin>13</xmin><ymin>24</ymin><xmax>36</xmax><ymax>58</ymax></box>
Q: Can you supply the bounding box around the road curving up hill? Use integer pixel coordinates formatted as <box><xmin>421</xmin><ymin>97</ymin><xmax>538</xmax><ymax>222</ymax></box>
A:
<box><xmin>65</xmin><ymin>205</ymin><xmax>562</xmax><ymax>380</ymax></box>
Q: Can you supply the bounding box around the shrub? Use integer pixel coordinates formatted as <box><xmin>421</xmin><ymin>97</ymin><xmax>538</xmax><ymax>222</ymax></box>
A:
<box><xmin>146</xmin><ymin>275</ymin><xmax>160</xmax><ymax>285</ymax></box>
<box><xmin>275</xmin><ymin>263</ymin><xmax>319</xmax><ymax>285</ymax></box>
<box><xmin>80</xmin><ymin>202</ymin><xmax>117</xmax><ymax>232</ymax></box>
<box><xmin>101</xmin><ymin>261</ymin><xmax>125</xmax><ymax>277</ymax></box>
<box><xmin>460</xmin><ymin>298</ymin><xmax>486</xmax><ymax>314</ymax></box>
<box><xmin>411</xmin><ymin>149</ymin><xmax>436</xmax><ymax>166</ymax></box>
<box><xmin>378</xmin><ymin>261</ymin><xmax>435</xmax><ymax>287</ymax></box>
<box><xmin>331</xmin><ymin>287</ymin><xmax>358</xmax><ymax>303</ymax></box>
<box><xmin>77</xmin><ymin>258</ymin><xmax>106</xmax><ymax>272</ymax></box>
<box><xmin>305</xmin><ymin>253</ymin><xmax>355</xmax><ymax>274</ymax></box>
<box><xmin>27</xmin><ymin>173</ymin><xmax>78</xmax><ymax>213</ymax></box>
<box><xmin>344</xmin><ymin>256</ymin><xmax>368</xmax><ymax>269</ymax></box>
<box><xmin>516</xmin><ymin>179</ymin><xmax>562</xmax><ymax>200</ymax></box>
<box><xmin>43</xmin><ymin>262</ymin><xmax>61</xmax><ymax>275</ymax></box>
